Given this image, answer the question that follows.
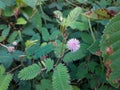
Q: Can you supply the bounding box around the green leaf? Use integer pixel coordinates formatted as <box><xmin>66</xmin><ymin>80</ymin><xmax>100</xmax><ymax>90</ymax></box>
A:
<box><xmin>72</xmin><ymin>85</ymin><xmax>80</xmax><ymax>90</ymax></box>
<box><xmin>1</xmin><ymin>0</ymin><xmax>15</xmax><ymax>6</ymax></box>
<box><xmin>89</xmin><ymin>78</ymin><xmax>98</xmax><ymax>89</ymax></box>
<box><xmin>22</xmin><ymin>0</ymin><xmax>38</xmax><ymax>8</ymax></box>
<box><xmin>2</xmin><ymin>27</ymin><xmax>10</xmax><ymax>37</ymax></box>
<box><xmin>76</xmin><ymin>62</ymin><xmax>88</xmax><ymax>79</ymax></box>
<box><xmin>7</xmin><ymin>31</ymin><xmax>18</xmax><ymax>43</ymax></box>
<box><xmin>26</xmin><ymin>44</ymin><xmax>39</xmax><ymax>57</ymax></box>
<box><xmin>100</xmin><ymin>13</ymin><xmax>120</xmax><ymax>87</ymax></box>
<box><xmin>0</xmin><ymin>74</ymin><xmax>12</xmax><ymax>90</ymax></box>
<box><xmin>36</xmin><ymin>79</ymin><xmax>53</xmax><ymax>90</ymax></box>
<box><xmin>88</xmin><ymin>40</ymin><xmax>100</xmax><ymax>55</ymax></box>
<box><xmin>2</xmin><ymin>7</ymin><xmax>13</xmax><ymax>17</ymax></box>
<box><xmin>52</xmin><ymin>63</ymin><xmax>72</xmax><ymax>90</ymax></box>
<box><xmin>0</xmin><ymin>24</ymin><xmax>7</xmax><ymax>30</ymax></box>
<box><xmin>80</xmin><ymin>32</ymin><xmax>93</xmax><ymax>44</ymax></box>
<box><xmin>63</xmin><ymin>44</ymin><xmax>88</xmax><ymax>63</ymax></box>
<box><xmin>22</xmin><ymin>24</ymin><xmax>35</xmax><ymax>36</ymax></box>
<box><xmin>62</xmin><ymin>7</ymin><xmax>82</xmax><ymax>27</ymax></box>
<box><xmin>12</xmin><ymin>50</ymin><xmax>24</xmax><ymax>61</ymax></box>
<box><xmin>18</xmin><ymin>63</ymin><xmax>42</xmax><ymax>80</ymax></box>
<box><xmin>0</xmin><ymin>36</ymin><xmax>5</xmax><ymax>42</ymax></box>
<box><xmin>41</xmin><ymin>11</ymin><xmax>52</xmax><ymax>21</ymax></box>
<box><xmin>25</xmin><ymin>40</ymin><xmax>38</xmax><ymax>48</ymax></box>
<box><xmin>44</xmin><ymin>58</ymin><xmax>54</xmax><ymax>73</ymax></box>
<box><xmin>18</xmin><ymin>81</ymin><xmax>31</xmax><ymax>90</ymax></box>
<box><xmin>26</xmin><ymin>33</ymin><xmax>41</xmax><ymax>56</ymax></box>
<box><xmin>70</xmin><ymin>21</ymin><xmax>89</xmax><ymax>31</ymax></box>
<box><xmin>16</xmin><ymin>17</ymin><xmax>27</xmax><ymax>25</ymax></box>
<box><xmin>0</xmin><ymin>65</ymin><xmax>5</xmax><ymax>74</ymax></box>
<box><xmin>41</xmin><ymin>27</ymin><xmax>50</xmax><ymax>41</ymax></box>
<box><xmin>88</xmin><ymin>61</ymin><xmax>98</xmax><ymax>72</ymax></box>
<box><xmin>33</xmin><ymin>43</ymin><xmax>54</xmax><ymax>59</ymax></box>
<box><xmin>0</xmin><ymin>1</ymin><xmax>6</xmax><ymax>9</ymax></box>
<box><xmin>0</xmin><ymin>51</ymin><xmax>13</xmax><ymax>68</ymax></box>
<box><xmin>31</xmin><ymin>12</ymin><xmax>42</xmax><ymax>32</ymax></box>
<box><xmin>83</xmin><ymin>9</ymin><xmax>112</xmax><ymax>21</ymax></box>
<box><xmin>0</xmin><ymin>26</ymin><xmax>10</xmax><ymax>42</ymax></box>
<box><xmin>50</xmin><ymin>30</ymin><xmax>60</xmax><ymax>40</ymax></box>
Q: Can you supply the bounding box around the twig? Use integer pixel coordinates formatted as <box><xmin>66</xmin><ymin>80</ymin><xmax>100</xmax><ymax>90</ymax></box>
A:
<box><xmin>88</xmin><ymin>19</ymin><xmax>96</xmax><ymax>42</ymax></box>
<box><xmin>0</xmin><ymin>43</ymin><xmax>8</xmax><ymax>49</ymax></box>
<box><xmin>8</xmin><ymin>64</ymin><xmax>23</xmax><ymax>73</ymax></box>
<box><xmin>65</xmin><ymin>0</ymin><xmax>78</xmax><ymax>7</ymax></box>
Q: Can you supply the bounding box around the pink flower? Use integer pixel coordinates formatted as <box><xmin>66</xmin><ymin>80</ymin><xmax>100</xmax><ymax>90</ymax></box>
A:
<box><xmin>7</xmin><ymin>46</ymin><xmax>15</xmax><ymax>52</ymax></box>
<box><xmin>66</xmin><ymin>38</ymin><xmax>80</xmax><ymax>52</ymax></box>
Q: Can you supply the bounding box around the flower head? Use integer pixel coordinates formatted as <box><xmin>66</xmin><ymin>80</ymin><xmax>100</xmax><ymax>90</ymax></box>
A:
<box><xmin>7</xmin><ymin>46</ymin><xmax>15</xmax><ymax>52</ymax></box>
<box><xmin>66</xmin><ymin>38</ymin><xmax>80</xmax><ymax>52</ymax></box>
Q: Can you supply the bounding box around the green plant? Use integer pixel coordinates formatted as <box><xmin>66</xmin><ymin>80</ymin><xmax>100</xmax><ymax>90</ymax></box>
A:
<box><xmin>0</xmin><ymin>0</ymin><xmax>120</xmax><ymax>90</ymax></box>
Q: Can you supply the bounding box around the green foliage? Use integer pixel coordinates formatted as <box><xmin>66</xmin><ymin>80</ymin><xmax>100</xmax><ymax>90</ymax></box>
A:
<box><xmin>18</xmin><ymin>63</ymin><xmax>42</xmax><ymax>80</ymax></box>
<box><xmin>7</xmin><ymin>31</ymin><xmax>18</xmax><ymax>43</ymax></box>
<box><xmin>76</xmin><ymin>62</ymin><xmax>88</xmax><ymax>79</ymax></box>
<box><xmin>22</xmin><ymin>24</ymin><xmax>35</xmax><ymax>36</ymax></box>
<box><xmin>100</xmin><ymin>13</ymin><xmax>120</xmax><ymax>87</ymax></box>
<box><xmin>0</xmin><ymin>65</ymin><xmax>5</xmax><ymax>74</ymax></box>
<box><xmin>22</xmin><ymin>0</ymin><xmax>38</xmax><ymax>8</ymax></box>
<box><xmin>0</xmin><ymin>1</ymin><xmax>5</xmax><ymax>9</ymax></box>
<box><xmin>80</xmin><ymin>32</ymin><xmax>93</xmax><ymax>44</ymax></box>
<box><xmin>18</xmin><ymin>81</ymin><xmax>31</xmax><ymax>90</ymax></box>
<box><xmin>31</xmin><ymin>11</ymin><xmax>42</xmax><ymax>32</ymax></box>
<box><xmin>0</xmin><ymin>0</ymin><xmax>119</xmax><ymax>90</ymax></box>
<box><xmin>25</xmin><ymin>40</ymin><xmax>38</xmax><ymax>48</ymax></box>
<box><xmin>16</xmin><ymin>17</ymin><xmax>27</xmax><ymax>25</ymax></box>
<box><xmin>0</xmin><ymin>74</ymin><xmax>12</xmax><ymax>90</ymax></box>
<box><xmin>54</xmin><ymin>40</ymin><xmax>66</xmax><ymax>58</ymax></box>
<box><xmin>0</xmin><ymin>50</ymin><xmax>13</xmax><ymax>68</ymax></box>
<box><xmin>36</xmin><ymin>79</ymin><xmax>53</xmax><ymax>90</ymax></box>
<box><xmin>44</xmin><ymin>58</ymin><xmax>54</xmax><ymax>73</ymax></box>
<box><xmin>0</xmin><ymin>27</ymin><xmax>10</xmax><ymax>42</ymax></box>
<box><xmin>2</xmin><ymin>7</ymin><xmax>13</xmax><ymax>17</ymax></box>
<box><xmin>41</xmin><ymin>27</ymin><xmax>50</xmax><ymax>41</ymax></box>
<box><xmin>64</xmin><ymin>7</ymin><xmax>82</xmax><ymax>27</ymax></box>
<box><xmin>50</xmin><ymin>30</ymin><xmax>60</xmax><ymax>40</ymax></box>
<box><xmin>63</xmin><ymin>44</ymin><xmax>88</xmax><ymax>63</ymax></box>
<box><xmin>52</xmin><ymin>63</ymin><xmax>72</xmax><ymax>90</ymax></box>
<box><xmin>88</xmin><ymin>40</ymin><xmax>100</xmax><ymax>55</ymax></box>
<box><xmin>12</xmin><ymin>50</ymin><xmax>24</xmax><ymax>61</ymax></box>
<box><xmin>70</xmin><ymin>21</ymin><xmax>89</xmax><ymax>31</ymax></box>
<box><xmin>1</xmin><ymin>0</ymin><xmax>15</xmax><ymax>6</ymax></box>
<box><xmin>33</xmin><ymin>43</ymin><xmax>54</xmax><ymax>59</ymax></box>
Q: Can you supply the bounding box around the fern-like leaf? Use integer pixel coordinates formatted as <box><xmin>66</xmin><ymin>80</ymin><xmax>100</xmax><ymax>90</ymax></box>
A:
<box><xmin>18</xmin><ymin>63</ymin><xmax>41</xmax><ymax>80</ymax></box>
<box><xmin>52</xmin><ymin>63</ymin><xmax>72</xmax><ymax>90</ymax></box>
<box><xmin>62</xmin><ymin>7</ymin><xmax>82</xmax><ymax>27</ymax></box>
<box><xmin>0</xmin><ymin>65</ymin><xmax>5</xmax><ymax>74</ymax></box>
<box><xmin>44</xmin><ymin>58</ymin><xmax>54</xmax><ymax>73</ymax></box>
<box><xmin>0</xmin><ymin>74</ymin><xmax>12</xmax><ymax>90</ymax></box>
<box><xmin>100</xmin><ymin>13</ymin><xmax>120</xmax><ymax>87</ymax></box>
<box><xmin>33</xmin><ymin>43</ymin><xmax>54</xmax><ymax>59</ymax></box>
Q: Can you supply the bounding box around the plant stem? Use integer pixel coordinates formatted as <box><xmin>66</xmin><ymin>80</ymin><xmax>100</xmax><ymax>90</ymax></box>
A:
<box><xmin>55</xmin><ymin>26</ymin><xmax>66</xmax><ymax>66</ymax></box>
<box><xmin>0</xmin><ymin>43</ymin><xmax>8</xmax><ymax>48</ymax></box>
<box><xmin>88</xmin><ymin>19</ymin><xmax>96</xmax><ymax>42</ymax></box>
<box><xmin>8</xmin><ymin>64</ymin><xmax>23</xmax><ymax>73</ymax></box>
